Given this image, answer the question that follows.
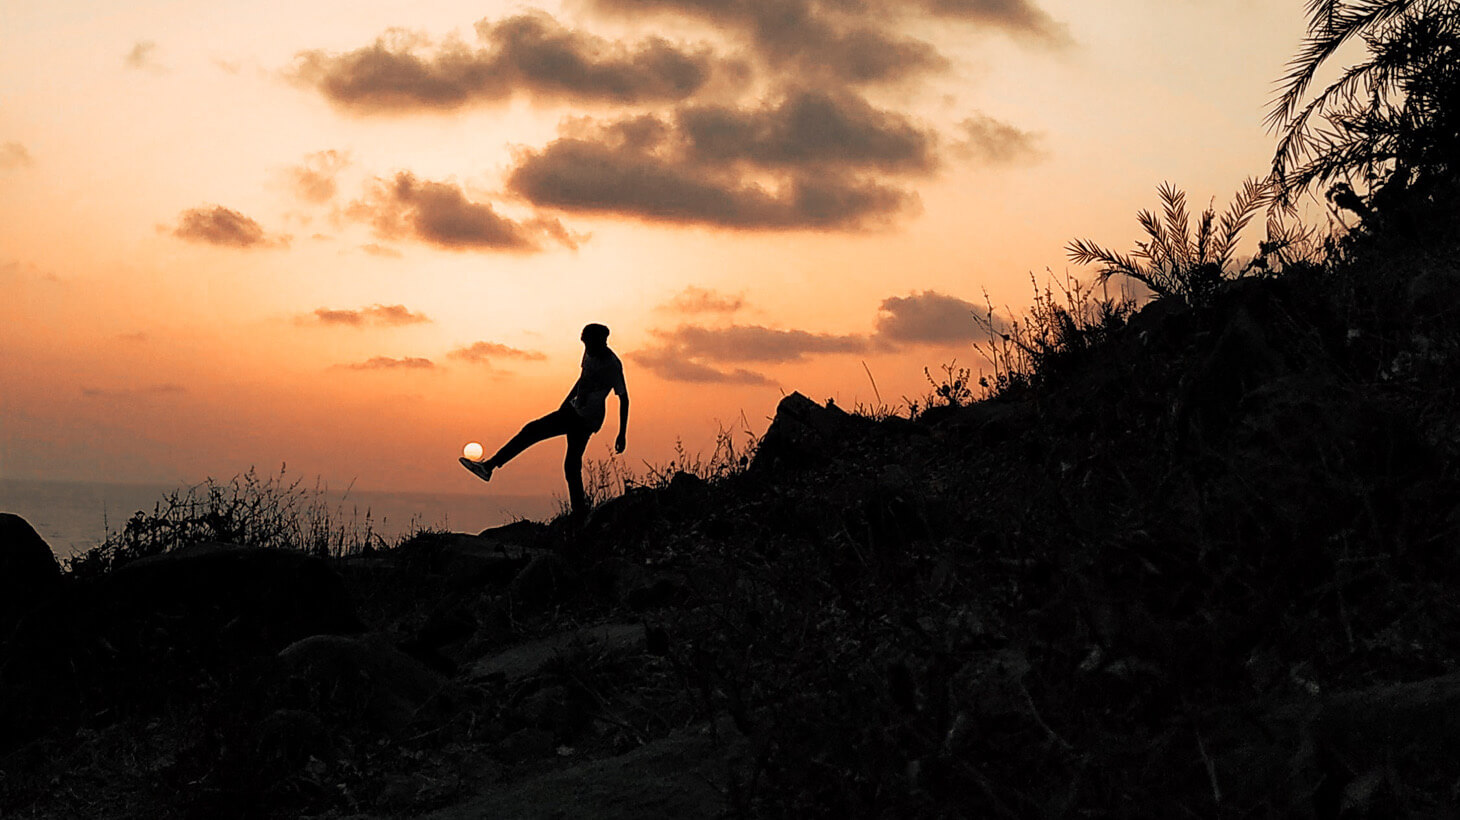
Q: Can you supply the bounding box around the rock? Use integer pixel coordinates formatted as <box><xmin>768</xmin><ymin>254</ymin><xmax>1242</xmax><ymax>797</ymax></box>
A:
<box><xmin>254</xmin><ymin>708</ymin><xmax>331</xmax><ymax>776</ymax></box>
<box><xmin>619</xmin><ymin>569</ymin><xmax>689</xmax><ymax>612</ymax></box>
<box><xmin>99</xmin><ymin>545</ymin><xmax>362</xmax><ymax>653</ymax></box>
<box><xmin>751</xmin><ymin>392</ymin><xmax>878</xmax><ymax>473</ymax></box>
<box><xmin>920</xmin><ymin>399</ymin><xmax>1035</xmax><ymax>447</ymax></box>
<box><xmin>419</xmin><ymin>727</ymin><xmax>741</xmax><ymax>819</ymax></box>
<box><xmin>0</xmin><ymin>513</ymin><xmax>61</xmax><ymax>618</ymax></box>
<box><xmin>479</xmin><ymin>519</ymin><xmax>550</xmax><ymax>542</ymax></box>
<box><xmin>0</xmin><ymin>544</ymin><xmax>364</xmax><ymax>747</ymax></box>
<box><xmin>394</xmin><ymin>532</ymin><xmax>539</xmax><ymax>590</ymax></box>
<box><xmin>1407</xmin><ymin>263</ymin><xmax>1460</xmax><ymax>322</ymax></box>
<box><xmin>495</xmin><ymin>727</ymin><xmax>556</xmax><ymax>763</ymax></box>
<box><xmin>514</xmin><ymin>683</ymin><xmax>592</xmax><ymax>738</ymax></box>
<box><xmin>470</xmin><ymin>623</ymin><xmax>645</xmax><ymax>682</ymax></box>
<box><xmin>1212</xmin><ymin>671</ymin><xmax>1460</xmax><ymax>815</ymax></box>
<box><xmin>585</xmin><ymin>471</ymin><xmax>709</xmax><ymax>539</ymax></box>
<box><xmin>510</xmin><ymin>553</ymin><xmax>579</xmax><ymax>607</ymax></box>
<box><xmin>276</xmin><ymin>634</ymin><xmax>449</xmax><ymax>735</ymax></box>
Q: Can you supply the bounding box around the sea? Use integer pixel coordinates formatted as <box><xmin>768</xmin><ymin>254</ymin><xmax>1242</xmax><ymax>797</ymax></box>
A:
<box><xmin>0</xmin><ymin>478</ymin><xmax>559</xmax><ymax>561</ymax></box>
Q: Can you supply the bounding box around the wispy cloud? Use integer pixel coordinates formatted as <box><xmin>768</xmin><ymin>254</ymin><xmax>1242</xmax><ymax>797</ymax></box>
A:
<box><xmin>659</xmin><ymin>286</ymin><xmax>746</xmax><ymax>314</ymax></box>
<box><xmin>172</xmin><ymin>205</ymin><xmax>287</xmax><ymax>249</ymax></box>
<box><xmin>303</xmin><ymin>304</ymin><xmax>432</xmax><ymax>327</ymax></box>
<box><xmin>125</xmin><ymin>40</ymin><xmax>165</xmax><ymax>72</ymax></box>
<box><xmin>0</xmin><ymin>142</ymin><xmax>34</xmax><ymax>170</ymax></box>
<box><xmin>361</xmin><ymin>242</ymin><xmax>403</xmax><ymax>258</ymax></box>
<box><xmin>339</xmin><ymin>356</ymin><xmax>437</xmax><ymax>370</ymax></box>
<box><xmin>950</xmin><ymin>115</ymin><xmax>1046</xmax><ymax>166</ymax></box>
<box><xmin>287</xmin><ymin>150</ymin><xmax>351</xmax><ymax>203</ymax></box>
<box><xmin>447</xmin><ymin>341</ymin><xmax>547</xmax><ymax>363</ymax></box>
<box><xmin>82</xmin><ymin>383</ymin><xmax>186</xmax><ymax>399</ymax></box>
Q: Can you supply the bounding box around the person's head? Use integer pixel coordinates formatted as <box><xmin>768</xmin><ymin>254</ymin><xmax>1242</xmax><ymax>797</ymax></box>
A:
<box><xmin>581</xmin><ymin>323</ymin><xmax>610</xmax><ymax>351</ymax></box>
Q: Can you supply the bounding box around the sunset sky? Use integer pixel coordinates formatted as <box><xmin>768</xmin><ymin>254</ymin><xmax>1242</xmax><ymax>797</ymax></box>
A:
<box><xmin>1</xmin><ymin>0</ymin><xmax>1310</xmax><ymax>498</ymax></box>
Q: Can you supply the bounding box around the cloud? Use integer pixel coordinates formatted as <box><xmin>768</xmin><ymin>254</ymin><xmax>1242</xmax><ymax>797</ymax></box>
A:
<box><xmin>950</xmin><ymin>115</ymin><xmax>1045</xmax><ymax>165</ymax></box>
<box><xmin>677</xmin><ymin>90</ymin><xmax>936</xmax><ymax>173</ymax></box>
<box><xmin>82</xmin><ymin>383</ymin><xmax>186</xmax><ymax>399</ymax></box>
<box><xmin>340</xmin><ymin>356</ymin><xmax>436</xmax><ymax>370</ymax></box>
<box><xmin>172</xmin><ymin>205</ymin><xmax>285</xmax><ymax>248</ymax></box>
<box><xmin>628</xmin><ymin>347</ymin><xmax>771</xmax><ymax>384</ymax></box>
<box><xmin>288</xmin><ymin>150</ymin><xmax>351</xmax><ymax>203</ymax></box>
<box><xmin>292</xmin><ymin>12</ymin><xmax>738</xmax><ymax>113</ymax></box>
<box><xmin>632</xmin><ymin>290</ymin><xmax>993</xmax><ymax>382</ymax></box>
<box><xmin>447</xmin><ymin>341</ymin><xmax>548</xmax><ymax>363</ymax></box>
<box><xmin>509</xmin><ymin>135</ymin><xmax>912</xmax><ymax>230</ymax></box>
<box><xmin>507</xmin><ymin>91</ymin><xmax>932</xmax><ymax>230</ymax></box>
<box><xmin>361</xmin><ymin>242</ymin><xmax>403</xmax><ymax>258</ymax></box>
<box><xmin>917</xmin><ymin>0</ymin><xmax>1071</xmax><ymax>45</ymax></box>
<box><xmin>348</xmin><ymin>172</ymin><xmax>578</xmax><ymax>252</ymax></box>
<box><xmin>584</xmin><ymin>0</ymin><xmax>1067</xmax><ymax>85</ymax></box>
<box><xmin>662</xmin><ymin>324</ymin><xmax>869</xmax><ymax>362</ymax></box>
<box><xmin>304</xmin><ymin>304</ymin><xmax>432</xmax><ymax>327</ymax></box>
<box><xmin>660</xmin><ymin>286</ymin><xmax>745</xmax><ymax>314</ymax></box>
<box><xmin>125</xmin><ymin>40</ymin><xmax>164</xmax><ymax>71</ymax></box>
<box><xmin>1</xmin><ymin>142</ymin><xmax>33</xmax><ymax>170</ymax></box>
<box><xmin>630</xmin><ymin>322</ymin><xmax>867</xmax><ymax>383</ymax></box>
<box><xmin>874</xmin><ymin>290</ymin><xmax>984</xmax><ymax>344</ymax></box>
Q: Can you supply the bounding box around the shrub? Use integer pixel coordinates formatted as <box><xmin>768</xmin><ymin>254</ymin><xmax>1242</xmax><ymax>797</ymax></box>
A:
<box><xmin>67</xmin><ymin>466</ymin><xmax>405</xmax><ymax>576</ymax></box>
<box><xmin>968</xmin><ymin>271</ymin><xmax>1137</xmax><ymax>399</ymax></box>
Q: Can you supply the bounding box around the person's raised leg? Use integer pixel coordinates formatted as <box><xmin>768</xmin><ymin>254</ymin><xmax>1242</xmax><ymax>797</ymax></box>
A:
<box><xmin>464</xmin><ymin>408</ymin><xmax>574</xmax><ymax>482</ymax></box>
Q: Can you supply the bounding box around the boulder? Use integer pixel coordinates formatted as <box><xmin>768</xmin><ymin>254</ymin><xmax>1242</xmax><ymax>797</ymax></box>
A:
<box><xmin>1407</xmin><ymin>263</ymin><xmax>1460</xmax><ymax>322</ymax></box>
<box><xmin>751</xmin><ymin>392</ymin><xmax>878</xmax><ymax>473</ymax></box>
<box><xmin>275</xmin><ymin>634</ymin><xmax>449</xmax><ymax>735</ymax></box>
<box><xmin>0</xmin><ymin>513</ymin><xmax>61</xmax><ymax>618</ymax></box>
<box><xmin>100</xmin><ymin>544</ymin><xmax>362</xmax><ymax>654</ymax></box>
<box><xmin>470</xmin><ymin>623</ymin><xmax>645</xmax><ymax>682</ymax></box>
<box><xmin>510</xmin><ymin>552</ymin><xmax>580</xmax><ymax>608</ymax></box>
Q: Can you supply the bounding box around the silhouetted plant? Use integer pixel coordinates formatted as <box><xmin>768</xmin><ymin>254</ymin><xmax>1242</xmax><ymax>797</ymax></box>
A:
<box><xmin>970</xmin><ymin>271</ymin><xmax>1137</xmax><ymax>398</ymax></box>
<box><xmin>1067</xmin><ymin>179</ymin><xmax>1274</xmax><ymax>300</ymax></box>
<box><xmin>66</xmin><ymin>466</ymin><xmax>411</xmax><ymax>575</ymax></box>
<box><xmin>925</xmin><ymin>361</ymin><xmax>974</xmax><ymax>408</ymax></box>
<box><xmin>1269</xmin><ymin>0</ymin><xmax>1460</xmax><ymax>205</ymax></box>
<box><xmin>569</xmin><ymin>421</ymin><xmax>761</xmax><ymax>513</ymax></box>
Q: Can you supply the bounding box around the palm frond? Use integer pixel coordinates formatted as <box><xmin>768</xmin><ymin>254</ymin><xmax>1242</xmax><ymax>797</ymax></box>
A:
<box><xmin>1157</xmin><ymin>182</ymin><xmax>1192</xmax><ymax>269</ymax></box>
<box><xmin>1268</xmin><ymin>0</ymin><xmax>1417</xmax><ymax>130</ymax></box>
<box><xmin>1213</xmin><ymin>178</ymin><xmax>1272</xmax><ymax>265</ymax></box>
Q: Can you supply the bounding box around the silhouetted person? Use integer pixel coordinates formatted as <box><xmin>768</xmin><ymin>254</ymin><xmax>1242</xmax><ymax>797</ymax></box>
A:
<box><xmin>461</xmin><ymin>323</ymin><xmax>628</xmax><ymax>514</ymax></box>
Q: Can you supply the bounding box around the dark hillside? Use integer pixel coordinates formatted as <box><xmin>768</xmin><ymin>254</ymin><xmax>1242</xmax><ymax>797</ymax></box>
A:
<box><xmin>6</xmin><ymin>228</ymin><xmax>1460</xmax><ymax>817</ymax></box>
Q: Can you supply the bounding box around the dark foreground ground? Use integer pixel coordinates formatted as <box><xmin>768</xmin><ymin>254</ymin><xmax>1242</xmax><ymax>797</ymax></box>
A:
<box><xmin>6</xmin><ymin>260</ymin><xmax>1460</xmax><ymax>817</ymax></box>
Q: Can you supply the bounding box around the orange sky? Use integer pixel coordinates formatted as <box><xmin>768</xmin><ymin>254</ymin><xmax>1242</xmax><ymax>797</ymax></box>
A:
<box><xmin>1</xmin><ymin>0</ymin><xmax>1310</xmax><ymax>497</ymax></box>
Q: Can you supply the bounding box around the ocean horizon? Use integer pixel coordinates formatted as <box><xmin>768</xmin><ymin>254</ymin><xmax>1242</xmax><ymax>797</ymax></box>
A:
<box><xmin>0</xmin><ymin>477</ymin><xmax>559</xmax><ymax>560</ymax></box>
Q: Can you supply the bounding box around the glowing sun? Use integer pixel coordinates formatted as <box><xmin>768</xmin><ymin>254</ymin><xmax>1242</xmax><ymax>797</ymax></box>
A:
<box><xmin>462</xmin><ymin>441</ymin><xmax>484</xmax><ymax>460</ymax></box>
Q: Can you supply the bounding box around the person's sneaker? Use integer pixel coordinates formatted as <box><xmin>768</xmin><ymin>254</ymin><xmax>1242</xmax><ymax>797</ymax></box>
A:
<box><xmin>459</xmin><ymin>457</ymin><xmax>494</xmax><ymax>482</ymax></box>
